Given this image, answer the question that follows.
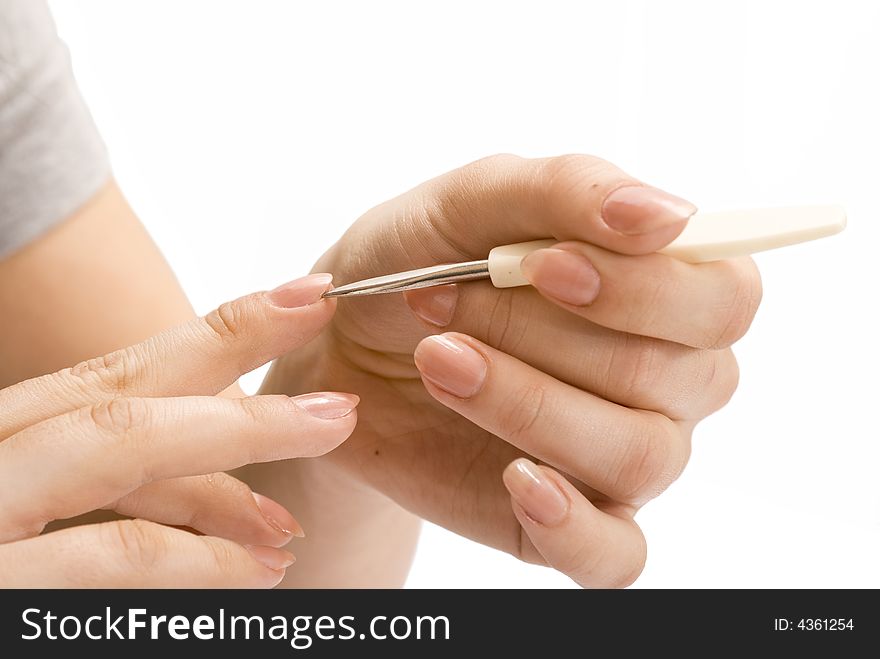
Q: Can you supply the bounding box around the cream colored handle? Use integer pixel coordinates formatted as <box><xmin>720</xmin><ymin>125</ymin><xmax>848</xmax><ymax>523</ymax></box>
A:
<box><xmin>487</xmin><ymin>205</ymin><xmax>846</xmax><ymax>288</ymax></box>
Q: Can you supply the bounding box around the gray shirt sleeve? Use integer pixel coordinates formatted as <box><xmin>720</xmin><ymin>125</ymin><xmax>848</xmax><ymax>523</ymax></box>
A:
<box><xmin>0</xmin><ymin>0</ymin><xmax>110</xmax><ymax>260</ymax></box>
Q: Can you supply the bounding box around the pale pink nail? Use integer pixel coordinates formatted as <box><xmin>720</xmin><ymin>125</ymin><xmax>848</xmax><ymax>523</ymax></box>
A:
<box><xmin>404</xmin><ymin>284</ymin><xmax>459</xmax><ymax>327</ymax></box>
<box><xmin>413</xmin><ymin>335</ymin><xmax>487</xmax><ymax>399</ymax></box>
<box><xmin>267</xmin><ymin>273</ymin><xmax>333</xmax><ymax>308</ymax></box>
<box><xmin>602</xmin><ymin>185</ymin><xmax>696</xmax><ymax>235</ymax></box>
<box><xmin>252</xmin><ymin>492</ymin><xmax>304</xmax><ymax>538</ymax></box>
<box><xmin>292</xmin><ymin>392</ymin><xmax>360</xmax><ymax>420</ymax></box>
<box><xmin>520</xmin><ymin>247</ymin><xmax>601</xmax><ymax>307</ymax></box>
<box><xmin>503</xmin><ymin>458</ymin><xmax>570</xmax><ymax>526</ymax></box>
<box><xmin>245</xmin><ymin>545</ymin><xmax>296</xmax><ymax>570</ymax></box>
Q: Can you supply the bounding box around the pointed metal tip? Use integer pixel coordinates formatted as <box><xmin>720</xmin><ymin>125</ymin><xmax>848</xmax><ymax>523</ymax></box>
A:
<box><xmin>316</xmin><ymin>259</ymin><xmax>490</xmax><ymax>299</ymax></box>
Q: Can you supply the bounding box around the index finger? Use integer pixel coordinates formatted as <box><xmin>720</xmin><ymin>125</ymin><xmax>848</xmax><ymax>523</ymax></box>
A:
<box><xmin>389</xmin><ymin>154</ymin><xmax>697</xmax><ymax>265</ymax></box>
<box><xmin>0</xmin><ymin>273</ymin><xmax>334</xmax><ymax>440</ymax></box>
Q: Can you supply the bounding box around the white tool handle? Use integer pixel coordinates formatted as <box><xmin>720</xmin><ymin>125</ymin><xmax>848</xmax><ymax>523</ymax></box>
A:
<box><xmin>487</xmin><ymin>205</ymin><xmax>846</xmax><ymax>288</ymax></box>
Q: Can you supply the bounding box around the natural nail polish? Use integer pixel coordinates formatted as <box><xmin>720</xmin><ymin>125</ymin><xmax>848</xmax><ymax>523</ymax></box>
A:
<box><xmin>267</xmin><ymin>273</ymin><xmax>333</xmax><ymax>308</ymax></box>
<box><xmin>602</xmin><ymin>185</ymin><xmax>697</xmax><ymax>235</ymax></box>
<box><xmin>503</xmin><ymin>458</ymin><xmax>569</xmax><ymax>526</ymax></box>
<box><xmin>520</xmin><ymin>247</ymin><xmax>600</xmax><ymax>306</ymax></box>
<box><xmin>404</xmin><ymin>284</ymin><xmax>459</xmax><ymax>327</ymax></box>
<box><xmin>252</xmin><ymin>492</ymin><xmax>305</xmax><ymax>538</ymax></box>
<box><xmin>413</xmin><ymin>335</ymin><xmax>488</xmax><ymax>399</ymax></box>
<box><xmin>292</xmin><ymin>392</ymin><xmax>360</xmax><ymax>420</ymax></box>
<box><xmin>245</xmin><ymin>545</ymin><xmax>296</xmax><ymax>570</ymax></box>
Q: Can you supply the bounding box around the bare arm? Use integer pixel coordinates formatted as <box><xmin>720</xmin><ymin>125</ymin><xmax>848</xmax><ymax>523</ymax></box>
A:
<box><xmin>0</xmin><ymin>180</ymin><xmax>192</xmax><ymax>386</ymax></box>
<box><xmin>0</xmin><ymin>180</ymin><xmax>419</xmax><ymax>586</ymax></box>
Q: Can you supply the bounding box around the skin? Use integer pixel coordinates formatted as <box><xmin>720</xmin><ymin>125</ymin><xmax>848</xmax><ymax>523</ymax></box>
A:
<box><xmin>0</xmin><ymin>266</ymin><xmax>362</xmax><ymax>587</ymax></box>
<box><xmin>251</xmin><ymin>154</ymin><xmax>763</xmax><ymax>587</ymax></box>
<box><xmin>0</xmin><ymin>180</ymin><xmax>418</xmax><ymax>586</ymax></box>
<box><xmin>0</xmin><ymin>153</ymin><xmax>763</xmax><ymax>588</ymax></box>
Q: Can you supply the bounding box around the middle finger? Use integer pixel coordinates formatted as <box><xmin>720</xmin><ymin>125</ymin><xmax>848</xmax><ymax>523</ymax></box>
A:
<box><xmin>0</xmin><ymin>393</ymin><xmax>357</xmax><ymax>542</ymax></box>
<box><xmin>406</xmin><ymin>282</ymin><xmax>739</xmax><ymax>421</ymax></box>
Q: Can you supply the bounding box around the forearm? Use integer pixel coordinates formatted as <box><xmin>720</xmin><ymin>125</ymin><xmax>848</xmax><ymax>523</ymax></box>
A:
<box><xmin>1</xmin><ymin>180</ymin><xmax>420</xmax><ymax>585</ymax></box>
<box><xmin>0</xmin><ymin>180</ymin><xmax>194</xmax><ymax>386</ymax></box>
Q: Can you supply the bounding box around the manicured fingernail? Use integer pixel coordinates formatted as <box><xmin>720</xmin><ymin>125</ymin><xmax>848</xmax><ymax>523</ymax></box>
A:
<box><xmin>414</xmin><ymin>335</ymin><xmax>487</xmax><ymax>399</ymax></box>
<box><xmin>267</xmin><ymin>273</ymin><xmax>333</xmax><ymax>308</ymax></box>
<box><xmin>252</xmin><ymin>492</ymin><xmax>305</xmax><ymax>538</ymax></box>
<box><xmin>246</xmin><ymin>545</ymin><xmax>296</xmax><ymax>570</ymax></box>
<box><xmin>602</xmin><ymin>185</ymin><xmax>697</xmax><ymax>235</ymax></box>
<box><xmin>292</xmin><ymin>392</ymin><xmax>360</xmax><ymax>420</ymax></box>
<box><xmin>520</xmin><ymin>247</ymin><xmax>600</xmax><ymax>306</ymax></box>
<box><xmin>404</xmin><ymin>284</ymin><xmax>459</xmax><ymax>327</ymax></box>
<box><xmin>503</xmin><ymin>458</ymin><xmax>569</xmax><ymax>526</ymax></box>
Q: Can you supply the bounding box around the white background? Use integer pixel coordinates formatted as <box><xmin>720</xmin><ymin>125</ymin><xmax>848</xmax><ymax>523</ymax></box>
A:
<box><xmin>50</xmin><ymin>0</ymin><xmax>880</xmax><ymax>588</ymax></box>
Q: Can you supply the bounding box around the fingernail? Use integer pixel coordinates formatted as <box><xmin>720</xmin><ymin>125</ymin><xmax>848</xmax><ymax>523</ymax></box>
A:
<box><xmin>602</xmin><ymin>185</ymin><xmax>697</xmax><ymax>235</ymax></box>
<box><xmin>413</xmin><ymin>335</ymin><xmax>487</xmax><ymax>399</ymax></box>
<box><xmin>252</xmin><ymin>492</ymin><xmax>305</xmax><ymax>538</ymax></box>
<box><xmin>503</xmin><ymin>458</ymin><xmax>569</xmax><ymax>526</ymax></box>
<box><xmin>520</xmin><ymin>247</ymin><xmax>601</xmax><ymax>307</ymax></box>
<box><xmin>404</xmin><ymin>284</ymin><xmax>459</xmax><ymax>327</ymax></box>
<box><xmin>267</xmin><ymin>273</ymin><xmax>333</xmax><ymax>308</ymax></box>
<box><xmin>246</xmin><ymin>545</ymin><xmax>296</xmax><ymax>570</ymax></box>
<box><xmin>292</xmin><ymin>392</ymin><xmax>360</xmax><ymax>420</ymax></box>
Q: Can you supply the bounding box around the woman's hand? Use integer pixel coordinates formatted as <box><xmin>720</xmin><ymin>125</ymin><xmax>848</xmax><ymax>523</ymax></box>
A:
<box><xmin>0</xmin><ymin>274</ymin><xmax>358</xmax><ymax>587</ymax></box>
<box><xmin>262</xmin><ymin>154</ymin><xmax>762</xmax><ymax>588</ymax></box>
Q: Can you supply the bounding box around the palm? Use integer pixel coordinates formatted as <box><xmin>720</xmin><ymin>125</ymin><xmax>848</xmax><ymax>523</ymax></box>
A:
<box><xmin>266</xmin><ymin>211</ymin><xmax>528</xmax><ymax>552</ymax></box>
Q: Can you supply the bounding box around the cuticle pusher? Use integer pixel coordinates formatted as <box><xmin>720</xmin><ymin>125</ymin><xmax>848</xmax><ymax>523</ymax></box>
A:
<box><xmin>322</xmin><ymin>205</ymin><xmax>846</xmax><ymax>298</ymax></box>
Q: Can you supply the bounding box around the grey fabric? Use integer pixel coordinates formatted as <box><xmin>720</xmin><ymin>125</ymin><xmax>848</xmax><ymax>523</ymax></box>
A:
<box><xmin>0</xmin><ymin>0</ymin><xmax>110</xmax><ymax>260</ymax></box>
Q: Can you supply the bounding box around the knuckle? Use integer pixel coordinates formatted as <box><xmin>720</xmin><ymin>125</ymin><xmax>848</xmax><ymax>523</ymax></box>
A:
<box><xmin>706</xmin><ymin>259</ymin><xmax>763</xmax><ymax>349</ymax></box>
<box><xmin>64</xmin><ymin>347</ymin><xmax>141</xmax><ymax>396</ymax></box>
<box><xmin>629</xmin><ymin>271</ymin><xmax>670</xmax><ymax>330</ymax></box>
<box><xmin>204</xmin><ymin>300</ymin><xmax>248</xmax><ymax>343</ymax></box>
<box><xmin>700</xmin><ymin>349</ymin><xmax>740</xmax><ymax>414</ymax></box>
<box><xmin>233</xmin><ymin>400</ymin><xmax>273</xmax><ymax>460</ymax></box>
<box><xmin>614</xmin><ymin>416</ymin><xmax>687</xmax><ymax>504</ymax></box>
<box><xmin>429</xmin><ymin>154</ymin><xmax>523</xmax><ymax>234</ymax></box>
<box><xmin>496</xmin><ymin>383</ymin><xmax>548</xmax><ymax>443</ymax></box>
<box><xmin>440</xmin><ymin>153</ymin><xmax>515</xmax><ymax>198</ymax></box>
<box><xmin>186</xmin><ymin>472</ymin><xmax>253</xmax><ymax>529</ymax></box>
<box><xmin>484</xmin><ymin>289</ymin><xmax>528</xmax><ymax>353</ymax></box>
<box><xmin>235</xmin><ymin>396</ymin><xmax>272</xmax><ymax>426</ymax></box>
<box><xmin>609</xmin><ymin>334</ymin><xmax>663</xmax><ymax>402</ymax></box>
<box><xmin>88</xmin><ymin>397</ymin><xmax>151</xmax><ymax>437</ymax></box>
<box><xmin>104</xmin><ymin>519</ymin><xmax>166</xmax><ymax>573</ymax></box>
<box><xmin>204</xmin><ymin>471</ymin><xmax>253</xmax><ymax>500</ymax></box>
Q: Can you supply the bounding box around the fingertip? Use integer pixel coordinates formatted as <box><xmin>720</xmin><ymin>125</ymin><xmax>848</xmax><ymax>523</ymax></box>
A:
<box><xmin>601</xmin><ymin>185</ymin><xmax>696</xmax><ymax>237</ymax></box>
<box><xmin>404</xmin><ymin>285</ymin><xmax>459</xmax><ymax>327</ymax></box>
<box><xmin>246</xmin><ymin>545</ymin><xmax>296</xmax><ymax>570</ymax></box>
<box><xmin>252</xmin><ymin>492</ymin><xmax>305</xmax><ymax>540</ymax></box>
<box><xmin>290</xmin><ymin>392</ymin><xmax>360</xmax><ymax>421</ymax></box>
<box><xmin>502</xmin><ymin>458</ymin><xmax>570</xmax><ymax>527</ymax></box>
<box><xmin>413</xmin><ymin>334</ymin><xmax>488</xmax><ymax>399</ymax></box>
<box><xmin>266</xmin><ymin>273</ymin><xmax>334</xmax><ymax>309</ymax></box>
<box><xmin>520</xmin><ymin>246</ymin><xmax>601</xmax><ymax>307</ymax></box>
